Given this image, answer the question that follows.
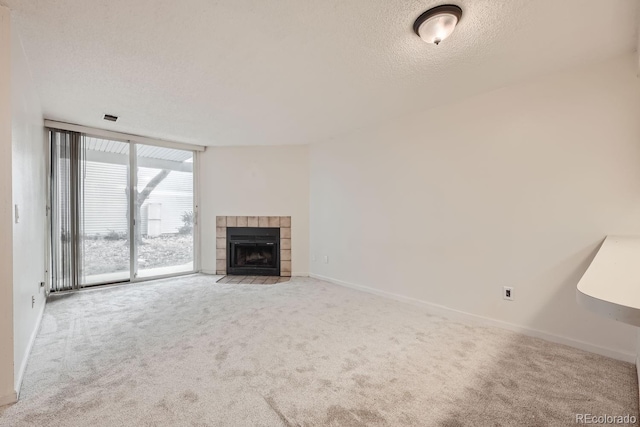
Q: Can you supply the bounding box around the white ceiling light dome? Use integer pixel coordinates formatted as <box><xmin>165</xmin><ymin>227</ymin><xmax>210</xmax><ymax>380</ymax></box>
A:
<box><xmin>413</xmin><ymin>4</ymin><xmax>462</xmax><ymax>45</ymax></box>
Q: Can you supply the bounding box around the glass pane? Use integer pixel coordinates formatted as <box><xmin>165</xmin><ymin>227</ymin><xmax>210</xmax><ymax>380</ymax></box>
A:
<box><xmin>135</xmin><ymin>144</ymin><xmax>194</xmax><ymax>278</ymax></box>
<box><xmin>80</xmin><ymin>137</ymin><xmax>131</xmax><ymax>285</ymax></box>
<box><xmin>233</xmin><ymin>244</ymin><xmax>277</xmax><ymax>267</ymax></box>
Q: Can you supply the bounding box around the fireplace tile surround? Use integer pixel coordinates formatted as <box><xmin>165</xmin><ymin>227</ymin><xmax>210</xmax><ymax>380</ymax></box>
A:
<box><xmin>216</xmin><ymin>216</ymin><xmax>291</xmax><ymax>277</ymax></box>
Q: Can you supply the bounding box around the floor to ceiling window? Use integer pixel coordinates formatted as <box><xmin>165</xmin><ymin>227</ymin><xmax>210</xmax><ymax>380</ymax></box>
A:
<box><xmin>49</xmin><ymin>129</ymin><xmax>197</xmax><ymax>291</ymax></box>
<box><xmin>81</xmin><ymin>137</ymin><xmax>131</xmax><ymax>285</ymax></box>
<box><xmin>135</xmin><ymin>144</ymin><xmax>194</xmax><ymax>278</ymax></box>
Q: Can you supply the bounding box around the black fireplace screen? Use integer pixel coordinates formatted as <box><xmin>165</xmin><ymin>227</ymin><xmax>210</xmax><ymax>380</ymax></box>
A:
<box><xmin>227</xmin><ymin>227</ymin><xmax>280</xmax><ymax>276</ymax></box>
<box><xmin>233</xmin><ymin>243</ymin><xmax>276</xmax><ymax>267</ymax></box>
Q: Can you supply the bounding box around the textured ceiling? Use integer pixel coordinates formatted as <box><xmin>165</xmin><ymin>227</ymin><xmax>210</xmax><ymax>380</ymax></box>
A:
<box><xmin>3</xmin><ymin>0</ymin><xmax>638</xmax><ymax>146</ymax></box>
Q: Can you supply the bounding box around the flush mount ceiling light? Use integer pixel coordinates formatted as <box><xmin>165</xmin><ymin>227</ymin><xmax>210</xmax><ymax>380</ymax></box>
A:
<box><xmin>413</xmin><ymin>4</ymin><xmax>462</xmax><ymax>45</ymax></box>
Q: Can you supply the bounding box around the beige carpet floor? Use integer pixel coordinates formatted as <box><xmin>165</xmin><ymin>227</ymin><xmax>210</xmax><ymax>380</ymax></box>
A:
<box><xmin>0</xmin><ymin>275</ymin><xmax>637</xmax><ymax>426</ymax></box>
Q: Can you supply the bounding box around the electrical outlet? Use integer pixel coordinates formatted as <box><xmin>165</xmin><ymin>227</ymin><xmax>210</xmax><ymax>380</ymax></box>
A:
<box><xmin>323</xmin><ymin>255</ymin><xmax>329</xmax><ymax>264</ymax></box>
<box><xmin>31</xmin><ymin>295</ymin><xmax>35</xmax><ymax>308</ymax></box>
<box><xmin>14</xmin><ymin>205</ymin><xmax>19</xmax><ymax>223</ymax></box>
<box><xmin>503</xmin><ymin>286</ymin><xmax>513</xmax><ymax>301</ymax></box>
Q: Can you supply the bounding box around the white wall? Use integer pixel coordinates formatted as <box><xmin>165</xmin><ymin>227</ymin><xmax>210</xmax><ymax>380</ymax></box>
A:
<box><xmin>200</xmin><ymin>145</ymin><xmax>309</xmax><ymax>275</ymax></box>
<box><xmin>0</xmin><ymin>5</ymin><xmax>16</xmax><ymax>405</ymax></box>
<box><xmin>309</xmin><ymin>54</ymin><xmax>640</xmax><ymax>361</ymax></box>
<box><xmin>10</xmin><ymin>16</ymin><xmax>46</xmax><ymax>395</ymax></box>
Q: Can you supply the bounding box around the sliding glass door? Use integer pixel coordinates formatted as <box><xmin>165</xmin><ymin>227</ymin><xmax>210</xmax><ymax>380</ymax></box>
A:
<box><xmin>81</xmin><ymin>138</ymin><xmax>131</xmax><ymax>285</ymax></box>
<box><xmin>50</xmin><ymin>130</ymin><xmax>196</xmax><ymax>291</ymax></box>
<box><xmin>134</xmin><ymin>144</ymin><xmax>194</xmax><ymax>278</ymax></box>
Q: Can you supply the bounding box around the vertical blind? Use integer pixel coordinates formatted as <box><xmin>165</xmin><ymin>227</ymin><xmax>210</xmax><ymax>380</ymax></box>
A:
<box><xmin>50</xmin><ymin>129</ymin><xmax>85</xmax><ymax>292</ymax></box>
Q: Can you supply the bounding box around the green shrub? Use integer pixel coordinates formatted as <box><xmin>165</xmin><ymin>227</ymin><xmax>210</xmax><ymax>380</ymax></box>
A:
<box><xmin>104</xmin><ymin>230</ymin><xmax>127</xmax><ymax>241</ymax></box>
<box><xmin>179</xmin><ymin>211</ymin><xmax>194</xmax><ymax>235</ymax></box>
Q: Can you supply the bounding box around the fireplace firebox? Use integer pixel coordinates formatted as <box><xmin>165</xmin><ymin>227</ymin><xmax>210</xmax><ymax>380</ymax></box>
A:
<box><xmin>227</xmin><ymin>227</ymin><xmax>280</xmax><ymax>276</ymax></box>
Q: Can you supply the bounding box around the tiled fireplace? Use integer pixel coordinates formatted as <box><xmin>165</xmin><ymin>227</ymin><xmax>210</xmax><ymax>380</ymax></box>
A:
<box><xmin>216</xmin><ymin>216</ymin><xmax>291</xmax><ymax>277</ymax></box>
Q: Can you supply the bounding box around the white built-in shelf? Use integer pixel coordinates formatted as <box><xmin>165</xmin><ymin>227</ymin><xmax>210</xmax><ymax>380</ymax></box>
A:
<box><xmin>577</xmin><ymin>236</ymin><xmax>640</xmax><ymax>327</ymax></box>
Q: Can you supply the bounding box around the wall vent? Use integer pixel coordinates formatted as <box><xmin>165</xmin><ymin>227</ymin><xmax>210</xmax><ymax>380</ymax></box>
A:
<box><xmin>103</xmin><ymin>114</ymin><xmax>118</xmax><ymax>122</ymax></box>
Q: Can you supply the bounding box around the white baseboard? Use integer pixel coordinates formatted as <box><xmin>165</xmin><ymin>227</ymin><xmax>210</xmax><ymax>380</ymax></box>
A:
<box><xmin>200</xmin><ymin>270</ymin><xmax>218</xmax><ymax>275</ymax></box>
<box><xmin>310</xmin><ymin>273</ymin><xmax>635</xmax><ymax>363</ymax></box>
<box><xmin>0</xmin><ymin>391</ymin><xmax>17</xmax><ymax>407</ymax></box>
<box><xmin>15</xmin><ymin>298</ymin><xmax>46</xmax><ymax>398</ymax></box>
